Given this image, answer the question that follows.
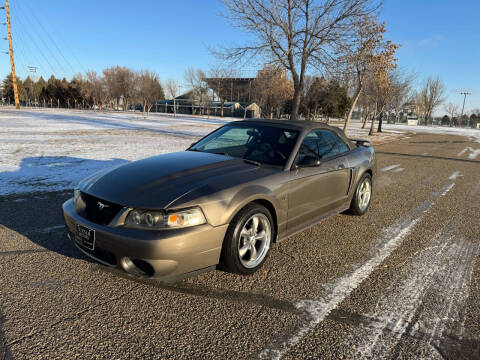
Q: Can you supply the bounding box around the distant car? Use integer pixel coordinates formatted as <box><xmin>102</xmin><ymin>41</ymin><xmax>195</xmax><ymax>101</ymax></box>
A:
<box><xmin>62</xmin><ymin>119</ymin><xmax>376</xmax><ymax>279</ymax></box>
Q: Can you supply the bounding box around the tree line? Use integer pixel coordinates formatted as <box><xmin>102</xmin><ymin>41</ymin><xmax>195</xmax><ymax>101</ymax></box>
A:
<box><xmin>1</xmin><ymin>67</ymin><xmax>165</xmax><ymax>115</ymax></box>
<box><xmin>0</xmin><ymin>65</ymin><xmax>352</xmax><ymax>121</ymax></box>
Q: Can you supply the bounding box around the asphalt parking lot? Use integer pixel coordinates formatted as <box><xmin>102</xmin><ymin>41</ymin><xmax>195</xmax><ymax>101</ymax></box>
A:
<box><xmin>1</xmin><ymin>132</ymin><xmax>479</xmax><ymax>359</ymax></box>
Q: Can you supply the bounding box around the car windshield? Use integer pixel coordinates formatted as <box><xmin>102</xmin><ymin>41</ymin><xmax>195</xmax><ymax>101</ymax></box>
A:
<box><xmin>189</xmin><ymin>123</ymin><xmax>299</xmax><ymax>166</ymax></box>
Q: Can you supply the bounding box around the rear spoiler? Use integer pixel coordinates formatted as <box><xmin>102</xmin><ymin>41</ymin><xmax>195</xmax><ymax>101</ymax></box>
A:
<box><xmin>350</xmin><ymin>139</ymin><xmax>371</xmax><ymax>147</ymax></box>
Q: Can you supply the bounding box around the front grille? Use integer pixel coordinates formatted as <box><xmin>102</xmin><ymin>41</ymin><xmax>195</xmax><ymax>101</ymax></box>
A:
<box><xmin>81</xmin><ymin>192</ymin><xmax>123</xmax><ymax>225</ymax></box>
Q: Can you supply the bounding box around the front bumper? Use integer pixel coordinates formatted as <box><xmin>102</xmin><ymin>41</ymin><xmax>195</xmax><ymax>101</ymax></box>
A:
<box><xmin>62</xmin><ymin>199</ymin><xmax>228</xmax><ymax>279</ymax></box>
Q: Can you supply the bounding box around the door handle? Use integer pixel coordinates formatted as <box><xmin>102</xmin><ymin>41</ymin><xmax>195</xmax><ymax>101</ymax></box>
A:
<box><xmin>338</xmin><ymin>164</ymin><xmax>345</xmax><ymax>169</ymax></box>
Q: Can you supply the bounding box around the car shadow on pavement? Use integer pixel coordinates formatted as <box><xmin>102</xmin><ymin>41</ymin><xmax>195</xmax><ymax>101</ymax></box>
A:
<box><xmin>0</xmin><ymin>189</ymin><xmax>90</xmax><ymax>262</ymax></box>
<box><xmin>0</xmin><ymin>156</ymin><xmax>130</xmax><ymax>262</ymax></box>
<box><xmin>95</xmin><ymin>265</ymin><xmax>302</xmax><ymax>315</ymax></box>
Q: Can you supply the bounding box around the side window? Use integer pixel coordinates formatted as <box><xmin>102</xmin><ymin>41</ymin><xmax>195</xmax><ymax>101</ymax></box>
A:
<box><xmin>314</xmin><ymin>130</ymin><xmax>350</xmax><ymax>159</ymax></box>
<box><xmin>297</xmin><ymin>132</ymin><xmax>320</xmax><ymax>164</ymax></box>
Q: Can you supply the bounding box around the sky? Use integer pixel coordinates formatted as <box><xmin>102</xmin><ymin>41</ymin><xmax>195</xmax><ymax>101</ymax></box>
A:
<box><xmin>1</xmin><ymin>0</ymin><xmax>479</xmax><ymax>113</ymax></box>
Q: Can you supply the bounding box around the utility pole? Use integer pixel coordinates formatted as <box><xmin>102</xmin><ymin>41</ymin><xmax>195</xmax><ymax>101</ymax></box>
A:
<box><xmin>460</xmin><ymin>91</ymin><xmax>471</xmax><ymax>118</ymax></box>
<box><xmin>3</xmin><ymin>0</ymin><xmax>19</xmax><ymax>109</ymax></box>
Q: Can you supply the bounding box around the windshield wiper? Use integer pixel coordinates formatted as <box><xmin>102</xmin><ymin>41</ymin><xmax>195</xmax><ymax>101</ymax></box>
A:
<box><xmin>243</xmin><ymin>158</ymin><xmax>261</xmax><ymax>166</ymax></box>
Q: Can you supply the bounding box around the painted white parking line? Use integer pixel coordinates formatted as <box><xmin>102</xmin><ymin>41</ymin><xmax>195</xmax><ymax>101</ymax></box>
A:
<box><xmin>458</xmin><ymin>147</ymin><xmax>480</xmax><ymax>159</ymax></box>
<box><xmin>260</xmin><ymin>181</ymin><xmax>456</xmax><ymax>359</ymax></box>
<box><xmin>449</xmin><ymin>171</ymin><xmax>462</xmax><ymax>180</ymax></box>
<box><xmin>440</xmin><ymin>183</ymin><xmax>455</xmax><ymax>196</ymax></box>
<box><xmin>381</xmin><ymin>164</ymin><xmax>400</xmax><ymax>172</ymax></box>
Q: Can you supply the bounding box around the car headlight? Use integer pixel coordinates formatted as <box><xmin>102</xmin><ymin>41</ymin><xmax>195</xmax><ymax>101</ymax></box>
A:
<box><xmin>125</xmin><ymin>207</ymin><xmax>206</xmax><ymax>229</ymax></box>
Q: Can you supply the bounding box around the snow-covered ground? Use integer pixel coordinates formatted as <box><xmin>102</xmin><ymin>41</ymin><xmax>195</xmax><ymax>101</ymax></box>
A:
<box><xmin>0</xmin><ymin>108</ymin><xmax>235</xmax><ymax>195</ymax></box>
<box><xmin>1</xmin><ymin>108</ymin><xmax>479</xmax><ymax>196</ymax></box>
<box><xmin>344</xmin><ymin>121</ymin><xmax>480</xmax><ymax>144</ymax></box>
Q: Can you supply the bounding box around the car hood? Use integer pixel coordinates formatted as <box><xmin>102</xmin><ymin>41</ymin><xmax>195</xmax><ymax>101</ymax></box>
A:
<box><xmin>79</xmin><ymin>151</ymin><xmax>269</xmax><ymax>209</ymax></box>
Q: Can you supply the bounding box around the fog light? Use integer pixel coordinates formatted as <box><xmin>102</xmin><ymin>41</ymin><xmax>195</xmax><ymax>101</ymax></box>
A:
<box><xmin>121</xmin><ymin>257</ymin><xmax>154</xmax><ymax>277</ymax></box>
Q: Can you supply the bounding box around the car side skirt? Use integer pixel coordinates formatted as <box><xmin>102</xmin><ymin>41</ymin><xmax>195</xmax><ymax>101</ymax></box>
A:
<box><xmin>277</xmin><ymin>204</ymin><xmax>350</xmax><ymax>243</ymax></box>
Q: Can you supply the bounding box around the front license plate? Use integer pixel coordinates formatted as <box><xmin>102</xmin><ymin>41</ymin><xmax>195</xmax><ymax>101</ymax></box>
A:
<box><xmin>75</xmin><ymin>223</ymin><xmax>95</xmax><ymax>250</ymax></box>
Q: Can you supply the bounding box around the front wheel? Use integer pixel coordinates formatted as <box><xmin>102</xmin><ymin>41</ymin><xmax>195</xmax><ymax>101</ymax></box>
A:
<box><xmin>220</xmin><ymin>204</ymin><xmax>273</xmax><ymax>275</ymax></box>
<box><xmin>349</xmin><ymin>173</ymin><xmax>372</xmax><ymax>216</ymax></box>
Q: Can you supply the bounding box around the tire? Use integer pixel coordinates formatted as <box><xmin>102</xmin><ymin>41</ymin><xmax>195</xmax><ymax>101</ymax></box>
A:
<box><xmin>220</xmin><ymin>203</ymin><xmax>274</xmax><ymax>275</ymax></box>
<box><xmin>348</xmin><ymin>173</ymin><xmax>372</xmax><ymax>216</ymax></box>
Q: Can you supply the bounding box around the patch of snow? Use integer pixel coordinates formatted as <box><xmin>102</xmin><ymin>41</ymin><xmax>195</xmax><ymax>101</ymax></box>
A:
<box><xmin>382</xmin><ymin>123</ymin><xmax>480</xmax><ymax>143</ymax></box>
<box><xmin>355</xmin><ymin>234</ymin><xmax>479</xmax><ymax>359</ymax></box>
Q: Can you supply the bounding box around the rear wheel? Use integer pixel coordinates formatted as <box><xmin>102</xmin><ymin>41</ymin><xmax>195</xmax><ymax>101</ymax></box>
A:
<box><xmin>220</xmin><ymin>203</ymin><xmax>273</xmax><ymax>275</ymax></box>
<box><xmin>349</xmin><ymin>173</ymin><xmax>372</xmax><ymax>216</ymax></box>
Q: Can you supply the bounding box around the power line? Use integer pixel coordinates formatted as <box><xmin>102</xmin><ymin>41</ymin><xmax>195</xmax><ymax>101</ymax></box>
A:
<box><xmin>9</xmin><ymin>0</ymin><xmax>52</xmax><ymax>76</ymax></box>
<box><xmin>14</xmin><ymin>1</ymin><xmax>71</xmax><ymax>79</ymax></box>
<box><xmin>9</xmin><ymin>3</ymin><xmax>58</xmax><ymax>77</ymax></box>
<box><xmin>16</xmin><ymin>0</ymin><xmax>74</xmax><ymax>78</ymax></box>
<box><xmin>21</xmin><ymin>0</ymin><xmax>81</xmax><ymax>76</ymax></box>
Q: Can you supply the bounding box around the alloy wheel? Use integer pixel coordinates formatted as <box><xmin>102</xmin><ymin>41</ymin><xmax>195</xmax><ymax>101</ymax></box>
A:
<box><xmin>358</xmin><ymin>178</ymin><xmax>371</xmax><ymax>212</ymax></box>
<box><xmin>238</xmin><ymin>213</ymin><xmax>271</xmax><ymax>268</ymax></box>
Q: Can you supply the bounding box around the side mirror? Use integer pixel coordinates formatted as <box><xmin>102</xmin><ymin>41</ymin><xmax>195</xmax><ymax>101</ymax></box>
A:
<box><xmin>296</xmin><ymin>155</ymin><xmax>320</xmax><ymax>168</ymax></box>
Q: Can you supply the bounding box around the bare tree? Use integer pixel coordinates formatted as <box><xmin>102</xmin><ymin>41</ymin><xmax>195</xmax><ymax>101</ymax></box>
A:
<box><xmin>418</xmin><ymin>76</ymin><xmax>446</xmax><ymax>125</ymax></box>
<box><xmin>444</xmin><ymin>102</ymin><xmax>458</xmax><ymax>126</ymax></box>
<box><xmin>219</xmin><ymin>0</ymin><xmax>380</xmax><ymax>120</ymax></box>
<box><xmin>384</xmin><ymin>70</ymin><xmax>414</xmax><ymax>123</ymax></box>
<box><xmin>164</xmin><ymin>78</ymin><xmax>181</xmax><ymax>117</ymax></box>
<box><xmin>208</xmin><ymin>66</ymin><xmax>236</xmax><ymax>117</ymax></box>
<box><xmin>184</xmin><ymin>67</ymin><xmax>208</xmax><ymax>115</ymax></box>
<box><xmin>470</xmin><ymin>108</ymin><xmax>480</xmax><ymax>117</ymax></box>
<box><xmin>138</xmin><ymin>71</ymin><xmax>164</xmax><ymax>117</ymax></box>
<box><xmin>83</xmin><ymin>70</ymin><xmax>105</xmax><ymax>109</ymax></box>
<box><xmin>102</xmin><ymin>66</ymin><xmax>136</xmax><ymax>111</ymax></box>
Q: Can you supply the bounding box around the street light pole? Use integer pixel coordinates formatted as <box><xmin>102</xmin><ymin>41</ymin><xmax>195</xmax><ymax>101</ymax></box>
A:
<box><xmin>460</xmin><ymin>91</ymin><xmax>471</xmax><ymax>118</ymax></box>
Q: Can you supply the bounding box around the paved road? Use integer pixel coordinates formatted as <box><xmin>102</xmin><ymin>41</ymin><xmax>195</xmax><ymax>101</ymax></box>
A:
<box><xmin>1</xmin><ymin>132</ymin><xmax>479</xmax><ymax>359</ymax></box>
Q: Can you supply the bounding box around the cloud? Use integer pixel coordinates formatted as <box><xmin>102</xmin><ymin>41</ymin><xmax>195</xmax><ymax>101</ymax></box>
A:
<box><xmin>418</xmin><ymin>35</ymin><xmax>444</xmax><ymax>47</ymax></box>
